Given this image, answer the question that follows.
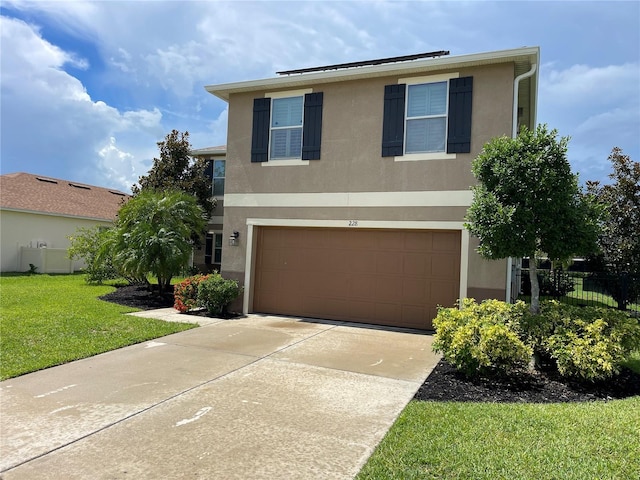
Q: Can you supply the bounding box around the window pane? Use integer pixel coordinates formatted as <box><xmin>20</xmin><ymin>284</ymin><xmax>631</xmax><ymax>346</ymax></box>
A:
<box><xmin>213</xmin><ymin>178</ymin><xmax>225</xmax><ymax>196</ymax></box>
<box><xmin>214</xmin><ymin>248</ymin><xmax>222</xmax><ymax>264</ymax></box>
<box><xmin>407</xmin><ymin>82</ymin><xmax>447</xmax><ymax>118</ymax></box>
<box><xmin>214</xmin><ymin>233</ymin><xmax>223</xmax><ymax>248</ymax></box>
<box><xmin>406</xmin><ymin>117</ymin><xmax>446</xmax><ymax>153</ymax></box>
<box><xmin>213</xmin><ymin>160</ymin><xmax>225</xmax><ymax>177</ymax></box>
<box><xmin>271</xmin><ymin>97</ymin><xmax>303</xmax><ymax>127</ymax></box>
<box><xmin>270</xmin><ymin>127</ymin><xmax>302</xmax><ymax>159</ymax></box>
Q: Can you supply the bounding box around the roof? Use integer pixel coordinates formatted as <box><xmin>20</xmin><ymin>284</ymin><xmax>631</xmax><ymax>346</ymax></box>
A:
<box><xmin>0</xmin><ymin>172</ymin><xmax>130</xmax><ymax>221</ymax></box>
<box><xmin>191</xmin><ymin>145</ymin><xmax>227</xmax><ymax>156</ymax></box>
<box><xmin>205</xmin><ymin>46</ymin><xmax>540</xmax><ymax>101</ymax></box>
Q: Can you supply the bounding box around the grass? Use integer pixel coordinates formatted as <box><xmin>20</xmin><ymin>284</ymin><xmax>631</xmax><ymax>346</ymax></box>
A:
<box><xmin>357</xmin><ymin>397</ymin><xmax>640</xmax><ymax>480</ymax></box>
<box><xmin>358</xmin><ymin>351</ymin><xmax>640</xmax><ymax>479</ymax></box>
<box><xmin>0</xmin><ymin>273</ymin><xmax>196</xmax><ymax>380</ymax></box>
<box><xmin>519</xmin><ymin>276</ymin><xmax>640</xmax><ymax>312</ymax></box>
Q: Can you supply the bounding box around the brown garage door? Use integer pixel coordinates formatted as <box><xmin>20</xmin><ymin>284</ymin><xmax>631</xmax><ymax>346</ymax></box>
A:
<box><xmin>253</xmin><ymin>227</ymin><xmax>461</xmax><ymax>330</ymax></box>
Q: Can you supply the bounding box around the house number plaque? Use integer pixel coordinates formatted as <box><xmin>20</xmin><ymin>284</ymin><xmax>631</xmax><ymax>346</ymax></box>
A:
<box><xmin>348</xmin><ymin>220</ymin><xmax>359</xmax><ymax>226</ymax></box>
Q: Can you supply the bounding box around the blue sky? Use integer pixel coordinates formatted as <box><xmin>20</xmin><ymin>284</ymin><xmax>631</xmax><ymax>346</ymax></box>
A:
<box><xmin>1</xmin><ymin>0</ymin><xmax>638</xmax><ymax>192</ymax></box>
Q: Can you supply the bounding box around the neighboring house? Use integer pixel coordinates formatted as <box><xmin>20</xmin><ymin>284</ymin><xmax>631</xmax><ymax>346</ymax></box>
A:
<box><xmin>0</xmin><ymin>172</ymin><xmax>129</xmax><ymax>273</ymax></box>
<box><xmin>190</xmin><ymin>145</ymin><xmax>226</xmax><ymax>272</ymax></box>
<box><xmin>204</xmin><ymin>47</ymin><xmax>539</xmax><ymax>330</ymax></box>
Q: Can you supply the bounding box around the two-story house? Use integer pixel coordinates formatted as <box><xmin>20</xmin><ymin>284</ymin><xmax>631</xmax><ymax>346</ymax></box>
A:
<box><xmin>205</xmin><ymin>46</ymin><xmax>539</xmax><ymax>330</ymax></box>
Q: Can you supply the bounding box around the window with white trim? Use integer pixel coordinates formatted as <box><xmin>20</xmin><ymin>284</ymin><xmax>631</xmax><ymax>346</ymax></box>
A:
<box><xmin>270</xmin><ymin>96</ymin><xmax>303</xmax><ymax>159</ymax></box>
<box><xmin>251</xmin><ymin>92</ymin><xmax>323</xmax><ymax>163</ymax></box>
<box><xmin>212</xmin><ymin>159</ymin><xmax>225</xmax><ymax>196</ymax></box>
<box><xmin>382</xmin><ymin>76</ymin><xmax>473</xmax><ymax>158</ymax></box>
<box><xmin>205</xmin><ymin>232</ymin><xmax>223</xmax><ymax>265</ymax></box>
<box><xmin>405</xmin><ymin>82</ymin><xmax>448</xmax><ymax>153</ymax></box>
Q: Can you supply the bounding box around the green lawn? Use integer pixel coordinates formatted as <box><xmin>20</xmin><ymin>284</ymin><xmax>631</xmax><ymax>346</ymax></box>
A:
<box><xmin>519</xmin><ymin>275</ymin><xmax>640</xmax><ymax>311</ymax></box>
<box><xmin>359</xmin><ymin>350</ymin><xmax>640</xmax><ymax>479</ymax></box>
<box><xmin>357</xmin><ymin>396</ymin><xmax>640</xmax><ymax>480</ymax></box>
<box><xmin>0</xmin><ymin>274</ymin><xmax>196</xmax><ymax>380</ymax></box>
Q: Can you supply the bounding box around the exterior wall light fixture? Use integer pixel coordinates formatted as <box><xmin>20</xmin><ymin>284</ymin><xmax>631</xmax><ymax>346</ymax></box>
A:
<box><xmin>229</xmin><ymin>231</ymin><xmax>240</xmax><ymax>246</ymax></box>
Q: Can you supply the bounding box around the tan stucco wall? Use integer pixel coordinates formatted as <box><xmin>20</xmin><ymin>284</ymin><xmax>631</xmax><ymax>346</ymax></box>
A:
<box><xmin>0</xmin><ymin>209</ymin><xmax>112</xmax><ymax>272</ymax></box>
<box><xmin>225</xmin><ymin>63</ymin><xmax>513</xmax><ymax>195</ymax></box>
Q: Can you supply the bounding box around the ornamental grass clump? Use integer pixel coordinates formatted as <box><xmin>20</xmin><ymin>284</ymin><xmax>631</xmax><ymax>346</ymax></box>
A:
<box><xmin>432</xmin><ymin>298</ymin><xmax>532</xmax><ymax>376</ymax></box>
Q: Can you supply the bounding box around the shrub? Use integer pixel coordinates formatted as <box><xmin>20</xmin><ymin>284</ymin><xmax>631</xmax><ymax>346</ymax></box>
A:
<box><xmin>432</xmin><ymin>298</ymin><xmax>532</xmax><ymax>376</ymax></box>
<box><xmin>174</xmin><ymin>274</ymin><xmax>210</xmax><ymax>312</ymax></box>
<box><xmin>526</xmin><ymin>301</ymin><xmax>640</xmax><ymax>381</ymax></box>
<box><xmin>67</xmin><ymin>226</ymin><xmax>119</xmax><ymax>284</ymax></box>
<box><xmin>196</xmin><ymin>273</ymin><xmax>241</xmax><ymax>316</ymax></box>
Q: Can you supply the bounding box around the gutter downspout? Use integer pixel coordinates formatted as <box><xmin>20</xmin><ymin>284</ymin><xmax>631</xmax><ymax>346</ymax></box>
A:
<box><xmin>506</xmin><ymin>62</ymin><xmax>538</xmax><ymax>302</ymax></box>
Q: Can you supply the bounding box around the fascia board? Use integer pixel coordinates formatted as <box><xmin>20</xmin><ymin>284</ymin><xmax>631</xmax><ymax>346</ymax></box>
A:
<box><xmin>205</xmin><ymin>47</ymin><xmax>540</xmax><ymax>101</ymax></box>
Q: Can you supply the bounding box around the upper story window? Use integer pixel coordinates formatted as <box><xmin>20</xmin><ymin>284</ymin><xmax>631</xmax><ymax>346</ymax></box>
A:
<box><xmin>212</xmin><ymin>159</ymin><xmax>225</xmax><ymax>196</ymax></box>
<box><xmin>382</xmin><ymin>76</ymin><xmax>473</xmax><ymax>159</ymax></box>
<box><xmin>251</xmin><ymin>91</ymin><xmax>323</xmax><ymax>164</ymax></box>
<box><xmin>270</xmin><ymin>96</ymin><xmax>303</xmax><ymax>159</ymax></box>
<box><xmin>205</xmin><ymin>158</ymin><xmax>225</xmax><ymax>197</ymax></box>
<box><xmin>405</xmin><ymin>82</ymin><xmax>447</xmax><ymax>153</ymax></box>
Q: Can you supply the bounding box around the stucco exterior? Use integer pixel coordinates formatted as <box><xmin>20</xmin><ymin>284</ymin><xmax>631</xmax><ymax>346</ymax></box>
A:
<box><xmin>205</xmin><ymin>47</ymin><xmax>539</xmax><ymax>320</ymax></box>
<box><xmin>1</xmin><ymin>210</ymin><xmax>112</xmax><ymax>272</ymax></box>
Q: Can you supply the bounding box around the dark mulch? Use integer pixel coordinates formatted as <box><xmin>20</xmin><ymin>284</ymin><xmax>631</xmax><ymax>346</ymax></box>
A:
<box><xmin>414</xmin><ymin>358</ymin><xmax>640</xmax><ymax>403</ymax></box>
<box><xmin>100</xmin><ymin>284</ymin><xmax>176</xmax><ymax>310</ymax></box>
<box><xmin>101</xmin><ymin>285</ymin><xmax>640</xmax><ymax>403</ymax></box>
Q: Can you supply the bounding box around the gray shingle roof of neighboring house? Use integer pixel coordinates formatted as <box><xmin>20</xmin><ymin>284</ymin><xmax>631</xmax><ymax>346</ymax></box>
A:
<box><xmin>0</xmin><ymin>172</ymin><xmax>130</xmax><ymax>221</ymax></box>
<box><xmin>191</xmin><ymin>145</ymin><xmax>226</xmax><ymax>156</ymax></box>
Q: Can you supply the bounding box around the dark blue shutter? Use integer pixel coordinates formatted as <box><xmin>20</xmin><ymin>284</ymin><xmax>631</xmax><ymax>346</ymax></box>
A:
<box><xmin>381</xmin><ymin>84</ymin><xmax>406</xmax><ymax>157</ymax></box>
<box><xmin>447</xmin><ymin>77</ymin><xmax>473</xmax><ymax>154</ymax></box>
<box><xmin>302</xmin><ymin>92</ymin><xmax>323</xmax><ymax>160</ymax></box>
<box><xmin>251</xmin><ymin>98</ymin><xmax>271</xmax><ymax>162</ymax></box>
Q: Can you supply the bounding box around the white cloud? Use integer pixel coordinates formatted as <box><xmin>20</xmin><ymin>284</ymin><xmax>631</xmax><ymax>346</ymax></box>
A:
<box><xmin>540</xmin><ymin>62</ymin><xmax>640</xmax><ymax>108</ymax></box>
<box><xmin>0</xmin><ymin>15</ymin><xmax>164</xmax><ymax>190</ymax></box>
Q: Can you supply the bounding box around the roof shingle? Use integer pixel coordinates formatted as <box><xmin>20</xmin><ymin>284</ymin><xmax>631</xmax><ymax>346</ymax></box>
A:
<box><xmin>0</xmin><ymin>172</ymin><xmax>130</xmax><ymax>221</ymax></box>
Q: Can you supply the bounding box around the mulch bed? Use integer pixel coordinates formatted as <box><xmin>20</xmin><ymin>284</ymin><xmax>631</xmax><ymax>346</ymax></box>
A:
<box><xmin>100</xmin><ymin>284</ymin><xmax>176</xmax><ymax>310</ymax></box>
<box><xmin>102</xmin><ymin>284</ymin><xmax>640</xmax><ymax>403</ymax></box>
<box><xmin>414</xmin><ymin>358</ymin><xmax>640</xmax><ymax>403</ymax></box>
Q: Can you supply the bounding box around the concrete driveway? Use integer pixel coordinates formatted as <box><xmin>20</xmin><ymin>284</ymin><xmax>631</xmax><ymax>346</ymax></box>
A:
<box><xmin>0</xmin><ymin>312</ymin><xmax>440</xmax><ymax>479</ymax></box>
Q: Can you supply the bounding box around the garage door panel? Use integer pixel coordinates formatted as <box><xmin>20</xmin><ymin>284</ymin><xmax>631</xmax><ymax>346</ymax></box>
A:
<box><xmin>402</xmin><ymin>278</ymin><xmax>428</xmax><ymax>303</ymax></box>
<box><xmin>348</xmin><ymin>300</ymin><xmax>376</xmax><ymax>320</ymax></box>
<box><xmin>401</xmin><ymin>305</ymin><xmax>428</xmax><ymax>327</ymax></box>
<box><xmin>431</xmin><ymin>281</ymin><xmax>458</xmax><ymax>304</ymax></box>
<box><xmin>431</xmin><ymin>254</ymin><xmax>458</xmax><ymax>277</ymax></box>
<box><xmin>375</xmin><ymin>275</ymin><xmax>403</xmax><ymax>302</ymax></box>
<box><xmin>433</xmin><ymin>231</ymin><xmax>460</xmax><ymax>252</ymax></box>
<box><xmin>404</xmin><ymin>231</ymin><xmax>432</xmax><ymax>251</ymax></box>
<box><xmin>349</xmin><ymin>275</ymin><xmax>377</xmax><ymax>300</ymax></box>
<box><xmin>254</xmin><ymin>227</ymin><xmax>460</xmax><ymax>330</ymax></box>
<box><xmin>403</xmin><ymin>253</ymin><xmax>430</xmax><ymax>276</ymax></box>
<box><xmin>376</xmin><ymin>230</ymin><xmax>405</xmax><ymax>250</ymax></box>
<box><xmin>376</xmin><ymin>253</ymin><xmax>404</xmax><ymax>275</ymax></box>
<box><xmin>374</xmin><ymin>302</ymin><xmax>402</xmax><ymax>323</ymax></box>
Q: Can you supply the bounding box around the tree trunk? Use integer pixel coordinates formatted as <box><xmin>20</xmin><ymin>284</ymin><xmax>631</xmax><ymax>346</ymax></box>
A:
<box><xmin>529</xmin><ymin>261</ymin><xmax>540</xmax><ymax>314</ymax></box>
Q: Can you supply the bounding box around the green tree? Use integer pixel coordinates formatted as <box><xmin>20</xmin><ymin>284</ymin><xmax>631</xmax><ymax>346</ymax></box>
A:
<box><xmin>465</xmin><ymin>125</ymin><xmax>601</xmax><ymax>314</ymax></box>
<box><xmin>67</xmin><ymin>226</ymin><xmax>118</xmax><ymax>283</ymax></box>
<box><xmin>107</xmin><ymin>190</ymin><xmax>206</xmax><ymax>293</ymax></box>
<box><xmin>132</xmin><ymin>130</ymin><xmax>215</xmax><ymax>217</ymax></box>
<box><xmin>586</xmin><ymin>147</ymin><xmax>640</xmax><ymax>309</ymax></box>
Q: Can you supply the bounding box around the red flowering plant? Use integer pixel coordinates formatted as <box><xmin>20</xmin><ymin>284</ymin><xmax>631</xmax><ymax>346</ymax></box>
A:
<box><xmin>174</xmin><ymin>274</ymin><xmax>211</xmax><ymax>312</ymax></box>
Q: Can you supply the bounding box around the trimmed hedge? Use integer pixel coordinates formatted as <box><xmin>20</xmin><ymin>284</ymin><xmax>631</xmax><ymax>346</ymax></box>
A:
<box><xmin>434</xmin><ymin>298</ymin><xmax>640</xmax><ymax>381</ymax></box>
<box><xmin>523</xmin><ymin>301</ymin><xmax>640</xmax><ymax>381</ymax></box>
<box><xmin>433</xmin><ymin>299</ymin><xmax>532</xmax><ymax>376</ymax></box>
